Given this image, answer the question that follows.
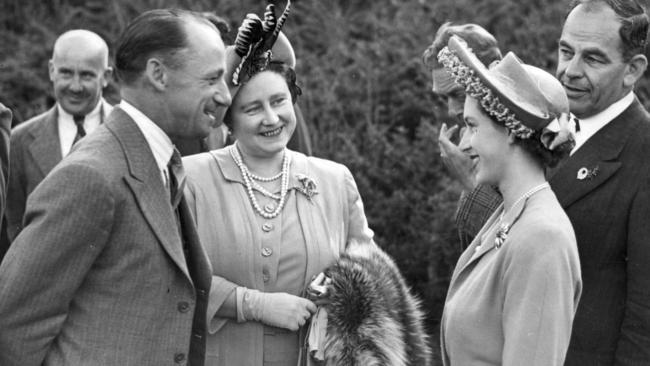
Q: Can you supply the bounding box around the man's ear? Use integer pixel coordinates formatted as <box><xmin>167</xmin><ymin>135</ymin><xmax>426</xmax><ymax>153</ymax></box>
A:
<box><xmin>102</xmin><ymin>66</ymin><xmax>113</xmax><ymax>88</ymax></box>
<box><xmin>48</xmin><ymin>60</ymin><xmax>55</xmax><ymax>82</ymax></box>
<box><xmin>623</xmin><ymin>54</ymin><xmax>648</xmax><ymax>88</ymax></box>
<box><xmin>144</xmin><ymin>58</ymin><xmax>167</xmax><ymax>91</ymax></box>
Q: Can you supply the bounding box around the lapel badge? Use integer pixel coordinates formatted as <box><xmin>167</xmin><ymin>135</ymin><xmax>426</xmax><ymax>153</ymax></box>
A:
<box><xmin>577</xmin><ymin>166</ymin><xmax>599</xmax><ymax>180</ymax></box>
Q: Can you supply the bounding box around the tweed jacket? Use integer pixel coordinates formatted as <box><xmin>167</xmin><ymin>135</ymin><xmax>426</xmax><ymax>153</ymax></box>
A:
<box><xmin>0</xmin><ymin>108</ymin><xmax>212</xmax><ymax>366</ymax></box>
<box><xmin>5</xmin><ymin>101</ymin><xmax>111</xmax><ymax>241</ymax></box>
<box><xmin>183</xmin><ymin>147</ymin><xmax>375</xmax><ymax>366</ymax></box>
<box><xmin>454</xmin><ymin>184</ymin><xmax>502</xmax><ymax>249</ymax></box>
<box><xmin>549</xmin><ymin>99</ymin><xmax>650</xmax><ymax>366</ymax></box>
<box><xmin>441</xmin><ymin>188</ymin><xmax>582</xmax><ymax>366</ymax></box>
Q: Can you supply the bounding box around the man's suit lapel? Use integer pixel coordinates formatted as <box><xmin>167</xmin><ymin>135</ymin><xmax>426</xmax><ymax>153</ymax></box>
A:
<box><xmin>28</xmin><ymin>107</ymin><xmax>62</xmax><ymax>177</ymax></box>
<box><xmin>107</xmin><ymin>108</ymin><xmax>192</xmax><ymax>281</ymax></box>
<box><xmin>550</xmin><ymin>100</ymin><xmax>643</xmax><ymax>208</ymax></box>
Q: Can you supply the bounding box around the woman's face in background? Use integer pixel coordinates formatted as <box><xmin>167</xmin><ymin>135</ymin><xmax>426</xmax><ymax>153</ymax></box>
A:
<box><xmin>460</xmin><ymin>96</ymin><xmax>510</xmax><ymax>186</ymax></box>
<box><xmin>229</xmin><ymin>70</ymin><xmax>297</xmax><ymax>159</ymax></box>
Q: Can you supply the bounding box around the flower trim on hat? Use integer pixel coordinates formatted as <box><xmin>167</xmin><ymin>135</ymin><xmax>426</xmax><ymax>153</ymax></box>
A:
<box><xmin>437</xmin><ymin>46</ymin><xmax>535</xmax><ymax>139</ymax></box>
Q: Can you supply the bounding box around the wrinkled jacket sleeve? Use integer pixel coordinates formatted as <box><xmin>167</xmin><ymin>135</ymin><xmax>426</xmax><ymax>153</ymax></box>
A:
<box><xmin>0</xmin><ymin>163</ymin><xmax>114</xmax><ymax>366</ymax></box>
<box><xmin>342</xmin><ymin>166</ymin><xmax>375</xmax><ymax>249</ymax></box>
<box><xmin>615</xmin><ymin>177</ymin><xmax>650</xmax><ymax>365</ymax></box>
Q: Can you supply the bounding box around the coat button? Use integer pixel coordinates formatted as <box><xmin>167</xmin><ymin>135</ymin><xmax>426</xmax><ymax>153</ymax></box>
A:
<box><xmin>174</xmin><ymin>353</ymin><xmax>186</xmax><ymax>363</ymax></box>
<box><xmin>261</xmin><ymin>247</ymin><xmax>273</xmax><ymax>257</ymax></box>
<box><xmin>264</xmin><ymin>203</ymin><xmax>275</xmax><ymax>213</ymax></box>
<box><xmin>262</xmin><ymin>268</ymin><xmax>270</xmax><ymax>282</ymax></box>
<box><xmin>262</xmin><ymin>222</ymin><xmax>274</xmax><ymax>232</ymax></box>
<box><xmin>177</xmin><ymin>301</ymin><xmax>190</xmax><ymax>313</ymax></box>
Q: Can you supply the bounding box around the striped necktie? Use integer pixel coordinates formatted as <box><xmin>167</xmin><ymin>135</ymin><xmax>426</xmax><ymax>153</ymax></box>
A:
<box><xmin>72</xmin><ymin>114</ymin><xmax>86</xmax><ymax>144</ymax></box>
<box><xmin>168</xmin><ymin>148</ymin><xmax>186</xmax><ymax>209</ymax></box>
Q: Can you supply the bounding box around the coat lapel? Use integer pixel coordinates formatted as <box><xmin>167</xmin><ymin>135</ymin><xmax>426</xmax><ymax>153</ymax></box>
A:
<box><xmin>28</xmin><ymin>107</ymin><xmax>62</xmax><ymax>177</ymax></box>
<box><xmin>550</xmin><ymin>100</ymin><xmax>644</xmax><ymax>208</ymax></box>
<box><xmin>107</xmin><ymin>108</ymin><xmax>191</xmax><ymax>281</ymax></box>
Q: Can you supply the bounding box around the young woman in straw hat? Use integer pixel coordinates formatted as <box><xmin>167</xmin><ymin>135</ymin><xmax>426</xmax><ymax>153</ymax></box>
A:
<box><xmin>438</xmin><ymin>36</ymin><xmax>582</xmax><ymax>366</ymax></box>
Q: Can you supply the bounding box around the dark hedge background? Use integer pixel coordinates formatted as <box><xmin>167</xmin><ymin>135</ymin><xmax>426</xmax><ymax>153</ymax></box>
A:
<box><xmin>2</xmin><ymin>0</ymin><xmax>650</xmax><ymax>363</ymax></box>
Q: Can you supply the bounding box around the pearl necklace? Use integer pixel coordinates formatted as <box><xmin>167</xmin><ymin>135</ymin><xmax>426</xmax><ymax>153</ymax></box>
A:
<box><xmin>477</xmin><ymin>182</ymin><xmax>550</xmax><ymax>252</ymax></box>
<box><xmin>250</xmin><ymin>171</ymin><xmax>282</xmax><ymax>182</ymax></box>
<box><xmin>230</xmin><ymin>144</ymin><xmax>290</xmax><ymax>219</ymax></box>
<box><xmin>500</xmin><ymin>182</ymin><xmax>550</xmax><ymax>221</ymax></box>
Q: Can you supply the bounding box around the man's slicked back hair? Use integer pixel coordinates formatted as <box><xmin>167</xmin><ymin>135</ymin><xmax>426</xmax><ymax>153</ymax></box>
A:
<box><xmin>568</xmin><ymin>0</ymin><xmax>649</xmax><ymax>61</ymax></box>
<box><xmin>115</xmin><ymin>8</ymin><xmax>217</xmax><ymax>85</ymax></box>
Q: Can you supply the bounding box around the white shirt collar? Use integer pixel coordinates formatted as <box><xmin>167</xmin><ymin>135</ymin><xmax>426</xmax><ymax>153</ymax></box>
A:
<box><xmin>119</xmin><ymin>100</ymin><xmax>174</xmax><ymax>183</ymax></box>
<box><xmin>572</xmin><ymin>91</ymin><xmax>634</xmax><ymax>154</ymax></box>
<box><xmin>57</xmin><ymin>98</ymin><xmax>111</xmax><ymax>157</ymax></box>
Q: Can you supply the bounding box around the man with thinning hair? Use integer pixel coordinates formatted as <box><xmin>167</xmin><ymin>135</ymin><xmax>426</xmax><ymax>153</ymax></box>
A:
<box><xmin>0</xmin><ymin>9</ymin><xmax>231</xmax><ymax>366</ymax></box>
<box><xmin>5</xmin><ymin>29</ymin><xmax>113</xmax><ymax>243</ymax></box>
<box><xmin>422</xmin><ymin>22</ymin><xmax>503</xmax><ymax>249</ymax></box>
<box><xmin>552</xmin><ymin>0</ymin><xmax>650</xmax><ymax>364</ymax></box>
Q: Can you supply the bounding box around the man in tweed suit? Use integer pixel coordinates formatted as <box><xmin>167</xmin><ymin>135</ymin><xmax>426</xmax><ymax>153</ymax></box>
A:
<box><xmin>0</xmin><ymin>9</ymin><xmax>231</xmax><ymax>366</ymax></box>
<box><xmin>422</xmin><ymin>23</ymin><xmax>503</xmax><ymax>249</ymax></box>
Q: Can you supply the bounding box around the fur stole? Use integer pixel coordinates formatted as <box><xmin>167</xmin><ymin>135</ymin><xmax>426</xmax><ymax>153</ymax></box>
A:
<box><xmin>307</xmin><ymin>242</ymin><xmax>431</xmax><ymax>366</ymax></box>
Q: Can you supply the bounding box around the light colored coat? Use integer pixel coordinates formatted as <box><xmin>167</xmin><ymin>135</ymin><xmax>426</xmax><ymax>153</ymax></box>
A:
<box><xmin>0</xmin><ymin>108</ymin><xmax>212</xmax><ymax>366</ymax></box>
<box><xmin>183</xmin><ymin>147</ymin><xmax>375</xmax><ymax>366</ymax></box>
<box><xmin>441</xmin><ymin>188</ymin><xmax>582</xmax><ymax>366</ymax></box>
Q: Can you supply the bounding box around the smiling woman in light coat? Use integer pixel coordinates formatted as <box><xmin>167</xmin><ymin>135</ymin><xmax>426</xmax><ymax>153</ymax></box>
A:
<box><xmin>181</xmin><ymin>5</ymin><xmax>380</xmax><ymax>365</ymax></box>
<box><xmin>437</xmin><ymin>36</ymin><xmax>583</xmax><ymax>366</ymax></box>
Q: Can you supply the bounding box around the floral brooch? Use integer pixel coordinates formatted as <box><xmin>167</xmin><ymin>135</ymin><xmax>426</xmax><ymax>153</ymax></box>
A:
<box><xmin>577</xmin><ymin>166</ymin><xmax>599</xmax><ymax>180</ymax></box>
<box><xmin>495</xmin><ymin>223</ymin><xmax>510</xmax><ymax>249</ymax></box>
<box><xmin>295</xmin><ymin>173</ymin><xmax>318</xmax><ymax>201</ymax></box>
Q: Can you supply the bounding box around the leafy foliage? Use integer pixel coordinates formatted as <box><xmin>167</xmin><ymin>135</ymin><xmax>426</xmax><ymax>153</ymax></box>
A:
<box><xmin>3</xmin><ymin>0</ymin><xmax>650</xmax><ymax>363</ymax></box>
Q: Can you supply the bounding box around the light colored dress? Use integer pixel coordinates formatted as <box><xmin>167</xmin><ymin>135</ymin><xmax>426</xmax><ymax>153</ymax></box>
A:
<box><xmin>440</xmin><ymin>187</ymin><xmax>582</xmax><ymax>366</ymax></box>
<box><xmin>183</xmin><ymin>146</ymin><xmax>375</xmax><ymax>366</ymax></box>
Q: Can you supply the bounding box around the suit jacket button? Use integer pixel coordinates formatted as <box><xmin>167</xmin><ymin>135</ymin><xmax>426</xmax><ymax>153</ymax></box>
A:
<box><xmin>177</xmin><ymin>301</ymin><xmax>190</xmax><ymax>313</ymax></box>
<box><xmin>261</xmin><ymin>247</ymin><xmax>273</xmax><ymax>257</ymax></box>
<box><xmin>174</xmin><ymin>353</ymin><xmax>186</xmax><ymax>363</ymax></box>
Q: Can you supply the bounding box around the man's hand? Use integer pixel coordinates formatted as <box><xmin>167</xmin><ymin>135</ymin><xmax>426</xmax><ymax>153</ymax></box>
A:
<box><xmin>439</xmin><ymin>123</ymin><xmax>475</xmax><ymax>191</ymax></box>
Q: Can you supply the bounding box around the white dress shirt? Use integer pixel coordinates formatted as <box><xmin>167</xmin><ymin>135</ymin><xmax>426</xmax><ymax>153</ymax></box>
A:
<box><xmin>119</xmin><ymin>100</ymin><xmax>173</xmax><ymax>186</ymax></box>
<box><xmin>58</xmin><ymin>98</ymin><xmax>112</xmax><ymax>157</ymax></box>
<box><xmin>571</xmin><ymin>91</ymin><xmax>634</xmax><ymax>155</ymax></box>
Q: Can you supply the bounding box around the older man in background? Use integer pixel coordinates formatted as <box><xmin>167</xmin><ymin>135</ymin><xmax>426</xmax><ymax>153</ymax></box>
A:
<box><xmin>5</xmin><ymin>29</ymin><xmax>113</xmax><ymax>242</ymax></box>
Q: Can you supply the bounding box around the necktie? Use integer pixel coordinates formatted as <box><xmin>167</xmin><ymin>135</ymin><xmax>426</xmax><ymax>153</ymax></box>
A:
<box><xmin>73</xmin><ymin>115</ymin><xmax>86</xmax><ymax>144</ymax></box>
<box><xmin>573</xmin><ymin>116</ymin><xmax>581</xmax><ymax>133</ymax></box>
<box><xmin>168</xmin><ymin>148</ymin><xmax>186</xmax><ymax>209</ymax></box>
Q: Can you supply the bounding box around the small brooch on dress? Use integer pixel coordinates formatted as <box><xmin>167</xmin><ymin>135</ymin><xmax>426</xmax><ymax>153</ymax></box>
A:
<box><xmin>495</xmin><ymin>223</ymin><xmax>510</xmax><ymax>249</ymax></box>
<box><xmin>295</xmin><ymin>174</ymin><xmax>318</xmax><ymax>201</ymax></box>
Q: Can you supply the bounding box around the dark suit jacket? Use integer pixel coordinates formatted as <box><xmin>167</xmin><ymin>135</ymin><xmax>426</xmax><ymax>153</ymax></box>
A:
<box><xmin>0</xmin><ymin>107</ymin><xmax>10</xmax><ymax>219</ymax></box>
<box><xmin>0</xmin><ymin>108</ymin><xmax>212</xmax><ymax>366</ymax></box>
<box><xmin>550</xmin><ymin>99</ymin><xmax>650</xmax><ymax>366</ymax></box>
<box><xmin>5</xmin><ymin>107</ymin><xmax>61</xmax><ymax>241</ymax></box>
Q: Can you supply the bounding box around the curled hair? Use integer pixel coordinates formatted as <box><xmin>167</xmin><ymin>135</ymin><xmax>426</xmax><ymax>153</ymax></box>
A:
<box><xmin>422</xmin><ymin>22</ymin><xmax>502</xmax><ymax>70</ymax></box>
<box><xmin>115</xmin><ymin>9</ymin><xmax>219</xmax><ymax>85</ymax></box>
<box><xmin>513</xmin><ymin>130</ymin><xmax>573</xmax><ymax>168</ymax></box>
<box><xmin>568</xmin><ymin>0</ymin><xmax>649</xmax><ymax>60</ymax></box>
<box><xmin>223</xmin><ymin>61</ymin><xmax>302</xmax><ymax>127</ymax></box>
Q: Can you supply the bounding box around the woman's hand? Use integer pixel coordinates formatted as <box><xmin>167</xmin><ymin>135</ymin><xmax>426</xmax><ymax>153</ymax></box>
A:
<box><xmin>242</xmin><ymin>289</ymin><xmax>316</xmax><ymax>331</ymax></box>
